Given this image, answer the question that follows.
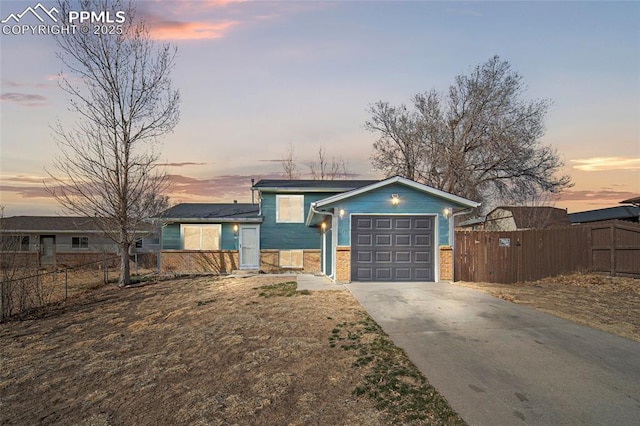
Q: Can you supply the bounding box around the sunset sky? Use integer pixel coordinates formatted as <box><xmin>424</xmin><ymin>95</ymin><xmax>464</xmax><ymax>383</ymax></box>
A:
<box><xmin>1</xmin><ymin>0</ymin><xmax>639</xmax><ymax>216</ymax></box>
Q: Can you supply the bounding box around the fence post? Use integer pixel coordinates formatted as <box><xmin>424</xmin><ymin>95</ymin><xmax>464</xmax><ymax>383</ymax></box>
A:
<box><xmin>610</xmin><ymin>223</ymin><xmax>616</xmax><ymax>276</ymax></box>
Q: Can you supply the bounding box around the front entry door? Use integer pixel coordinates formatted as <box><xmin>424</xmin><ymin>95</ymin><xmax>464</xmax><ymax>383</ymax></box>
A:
<box><xmin>40</xmin><ymin>235</ymin><xmax>56</xmax><ymax>266</ymax></box>
<box><xmin>239</xmin><ymin>225</ymin><xmax>260</xmax><ymax>269</ymax></box>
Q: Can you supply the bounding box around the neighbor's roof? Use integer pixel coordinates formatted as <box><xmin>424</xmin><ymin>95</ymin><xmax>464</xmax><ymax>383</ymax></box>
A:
<box><xmin>569</xmin><ymin>205</ymin><xmax>640</xmax><ymax>224</ymax></box>
<box><xmin>620</xmin><ymin>196</ymin><xmax>640</xmax><ymax>205</ymax></box>
<box><xmin>0</xmin><ymin>216</ymin><xmax>130</xmax><ymax>233</ymax></box>
<box><xmin>487</xmin><ymin>206</ymin><xmax>571</xmax><ymax>229</ymax></box>
<box><xmin>159</xmin><ymin>203</ymin><xmax>261</xmax><ymax>222</ymax></box>
<box><xmin>252</xmin><ymin>179</ymin><xmax>379</xmax><ymax>192</ymax></box>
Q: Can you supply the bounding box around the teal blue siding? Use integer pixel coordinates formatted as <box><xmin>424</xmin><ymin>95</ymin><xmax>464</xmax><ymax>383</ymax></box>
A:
<box><xmin>260</xmin><ymin>192</ymin><xmax>339</xmax><ymax>250</ymax></box>
<box><xmin>327</xmin><ymin>183</ymin><xmax>456</xmax><ymax>246</ymax></box>
<box><xmin>162</xmin><ymin>223</ymin><xmax>237</xmax><ymax>250</ymax></box>
<box><xmin>162</xmin><ymin>223</ymin><xmax>181</xmax><ymax>249</ymax></box>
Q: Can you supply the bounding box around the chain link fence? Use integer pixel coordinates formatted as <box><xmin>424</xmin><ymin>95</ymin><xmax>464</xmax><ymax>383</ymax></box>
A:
<box><xmin>1</xmin><ymin>255</ymin><xmax>157</xmax><ymax>321</ymax></box>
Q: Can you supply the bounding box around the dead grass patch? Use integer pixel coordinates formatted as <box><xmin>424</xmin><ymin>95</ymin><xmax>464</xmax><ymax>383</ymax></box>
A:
<box><xmin>453</xmin><ymin>272</ymin><xmax>639</xmax><ymax>342</ymax></box>
<box><xmin>0</xmin><ymin>275</ymin><xmax>463</xmax><ymax>425</ymax></box>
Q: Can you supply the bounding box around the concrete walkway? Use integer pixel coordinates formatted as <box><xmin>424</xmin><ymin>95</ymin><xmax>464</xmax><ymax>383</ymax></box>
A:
<box><xmin>296</xmin><ymin>274</ymin><xmax>345</xmax><ymax>291</ymax></box>
<box><xmin>346</xmin><ymin>281</ymin><xmax>640</xmax><ymax>426</ymax></box>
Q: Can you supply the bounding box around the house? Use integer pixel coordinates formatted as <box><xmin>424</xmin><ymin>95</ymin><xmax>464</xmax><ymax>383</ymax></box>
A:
<box><xmin>0</xmin><ymin>216</ymin><xmax>158</xmax><ymax>268</ymax></box>
<box><xmin>159</xmin><ymin>203</ymin><xmax>261</xmax><ymax>273</ymax></box>
<box><xmin>483</xmin><ymin>206</ymin><xmax>571</xmax><ymax>231</ymax></box>
<box><xmin>158</xmin><ymin>176</ymin><xmax>480</xmax><ymax>282</ymax></box>
<box><xmin>569</xmin><ymin>205</ymin><xmax>640</xmax><ymax>224</ymax></box>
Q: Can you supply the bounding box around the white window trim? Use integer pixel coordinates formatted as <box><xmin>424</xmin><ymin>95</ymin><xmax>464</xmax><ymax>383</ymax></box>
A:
<box><xmin>276</xmin><ymin>194</ymin><xmax>305</xmax><ymax>223</ymax></box>
<box><xmin>71</xmin><ymin>236</ymin><xmax>89</xmax><ymax>250</ymax></box>
<box><xmin>180</xmin><ymin>224</ymin><xmax>222</xmax><ymax>251</ymax></box>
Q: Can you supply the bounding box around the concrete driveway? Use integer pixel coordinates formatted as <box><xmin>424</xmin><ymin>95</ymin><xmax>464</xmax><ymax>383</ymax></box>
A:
<box><xmin>346</xmin><ymin>282</ymin><xmax>640</xmax><ymax>426</ymax></box>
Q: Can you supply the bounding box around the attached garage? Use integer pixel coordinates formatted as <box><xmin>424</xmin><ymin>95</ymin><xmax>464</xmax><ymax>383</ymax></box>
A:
<box><xmin>351</xmin><ymin>215</ymin><xmax>435</xmax><ymax>281</ymax></box>
<box><xmin>306</xmin><ymin>176</ymin><xmax>480</xmax><ymax>283</ymax></box>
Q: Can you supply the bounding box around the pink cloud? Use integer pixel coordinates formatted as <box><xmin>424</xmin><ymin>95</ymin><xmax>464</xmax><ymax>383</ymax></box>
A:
<box><xmin>149</xmin><ymin>20</ymin><xmax>239</xmax><ymax>40</ymax></box>
<box><xmin>0</xmin><ymin>92</ymin><xmax>48</xmax><ymax>107</ymax></box>
<box><xmin>556</xmin><ymin>189</ymin><xmax>638</xmax><ymax>203</ymax></box>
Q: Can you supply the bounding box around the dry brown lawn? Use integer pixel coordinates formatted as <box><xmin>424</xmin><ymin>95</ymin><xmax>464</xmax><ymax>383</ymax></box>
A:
<box><xmin>0</xmin><ymin>275</ymin><xmax>463</xmax><ymax>426</ymax></box>
<box><xmin>452</xmin><ymin>273</ymin><xmax>640</xmax><ymax>343</ymax></box>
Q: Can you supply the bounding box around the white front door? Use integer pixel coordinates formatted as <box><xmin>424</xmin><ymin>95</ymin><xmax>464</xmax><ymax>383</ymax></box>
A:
<box><xmin>239</xmin><ymin>225</ymin><xmax>260</xmax><ymax>269</ymax></box>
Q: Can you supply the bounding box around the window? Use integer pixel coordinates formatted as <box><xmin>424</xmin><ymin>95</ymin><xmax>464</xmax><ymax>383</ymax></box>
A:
<box><xmin>276</xmin><ymin>195</ymin><xmax>304</xmax><ymax>223</ymax></box>
<box><xmin>135</xmin><ymin>239</ymin><xmax>143</xmax><ymax>249</ymax></box>
<box><xmin>0</xmin><ymin>236</ymin><xmax>29</xmax><ymax>251</ymax></box>
<box><xmin>181</xmin><ymin>225</ymin><xmax>221</xmax><ymax>250</ymax></box>
<box><xmin>72</xmin><ymin>236</ymin><xmax>89</xmax><ymax>249</ymax></box>
<box><xmin>279</xmin><ymin>250</ymin><xmax>304</xmax><ymax>268</ymax></box>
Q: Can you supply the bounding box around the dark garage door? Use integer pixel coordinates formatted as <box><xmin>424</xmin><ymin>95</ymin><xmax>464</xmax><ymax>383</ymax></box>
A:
<box><xmin>351</xmin><ymin>215</ymin><xmax>435</xmax><ymax>281</ymax></box>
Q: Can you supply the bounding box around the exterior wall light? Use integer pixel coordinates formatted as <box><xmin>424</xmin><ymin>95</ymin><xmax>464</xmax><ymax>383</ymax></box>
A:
<box><xmin>339</xmin><ymin>209</ymin><xmax>345</xmax><ymax>219</ymax></box>
<box><xmin>321</xmin><ymin>222</ymin><xmax>327</xmax><ymax>230</ymax></box>
<box><xmin>233</xmin><ymin>224</ymin><xmax>239</xmax><ymax>234</ymax></box>
<box><xmin>443</xmin><ymin>208</ymin><xmax>452</xmax><ymax>218</ymax></box>
<box><xmin>391</xmin><ymin>194</ymin><xmax>400</xmax><ymax>206</ymax></box>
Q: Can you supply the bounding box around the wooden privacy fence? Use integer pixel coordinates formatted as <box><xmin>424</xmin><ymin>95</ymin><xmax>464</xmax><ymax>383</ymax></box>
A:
<box><xmin>454</xmin><ymin>220</ymin><xmax>640</xmax><ymax>283</ymax></box>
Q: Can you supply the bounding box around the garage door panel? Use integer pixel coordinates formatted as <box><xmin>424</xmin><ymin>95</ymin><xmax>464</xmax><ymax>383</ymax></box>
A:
<box><xmin>395</xmin><ymin>268</ymin><xmax>411</xmax><ymax>280</ymax></box>
<box><xmin>395</xmin><ymin>251</ymin><xmax>411</xmax><ymax>262</ymax></box>
<box><xmin>395</xmin><ymin>234</ymin><xmax>411</xmax><ymax>246</ymax></box>
<box><xmin>395</xmin><ymin>218</ymin><xmax>411</xmax><ymax>229</ymax></box>
<box><xmin>375</xmin><ymin>234</ymin><xmax>392</xmax><ymax>246</ymax></box>
<box><xmin>351</xmin><ymin>215</ymin><xmax>435</xmax><ymax>282</ymax></box>
<box><xmin>415</xmin><ymin>251</ymin><xmax>432</xmax><ymax>263</ymax></box>
<box><xmin>414</xmin><ymin>219</ymin><xmax>432</xmax><ymax>230</ymax></box>
<box><xmin>375</xmin><ymin>218</ymin><xmax>392</xmax><ymax>229</ymax></box>
<box><xmin>356</xmin><ymin>218</ymin><xmax>373</xmax><ymax>229</ymax></box>
<box><xmin>357</xmin><ymin>234</ymin><xmax>372</xmax><ymax>246</ymax></box>
<box><xmin>414</xmin><ymin>268</ymin><xmax>433</xmax><ymax>280</ymax></box>
<box><xmin>357</xmin><ymin>268</ymin><xmax>372</xmax><ymax>280</ymax></box>
<box><xmin>414</xmin><ymin>234</ymin><xmax>432</xmax><ymax>247</ymax></box>
<box><xmin>357</xmin><ymin>251</ymin><xmax>373</xmax><ymax>263</ymax></box>
<box><xmin>375</xmin><ymin>268</ymin><xmax>391</xmax><ymax>280</ymax></box>
<box><xmin>375</xmin><ymin>251</ymin><xmax>392</xmax><ymax>262</ymax></box>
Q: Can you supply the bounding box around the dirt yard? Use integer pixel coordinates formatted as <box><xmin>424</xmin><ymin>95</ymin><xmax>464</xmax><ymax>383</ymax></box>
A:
<box><xmin>453</xmin><ymin>273</ymin><xmax>640</xmax><ymax>343</ymax></box>
<box><xmin>0</xmin><ymin>275</ymin><xmax>463</xmax><ymax>426</ymax></box>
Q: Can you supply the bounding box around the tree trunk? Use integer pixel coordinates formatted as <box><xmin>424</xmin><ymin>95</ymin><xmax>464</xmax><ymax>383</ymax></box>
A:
<box><xmin>119</xmin><ymin>242</ymin><xmax>131</xmax><ymax>287</ymax></box>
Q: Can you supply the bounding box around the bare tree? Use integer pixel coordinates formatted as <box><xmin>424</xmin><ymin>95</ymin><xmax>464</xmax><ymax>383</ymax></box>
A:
<box><xmin>308</xmin><ymin>146</ymin><xmax>350</xmax><ymax>180</ymax></box>
<box><xmin>46</xmin><ymin>0</ymin><xmax>180</xmax><ymax>286</ymax></box>
<box><xmin>367</xmin><ymin>56</ymin><xmax>572</xmax><ymax>209</ymax></box>
<box><xmin>281</xmin><ymin>143</ymin><xmax>300</xmax><ymax>179</ymax></box>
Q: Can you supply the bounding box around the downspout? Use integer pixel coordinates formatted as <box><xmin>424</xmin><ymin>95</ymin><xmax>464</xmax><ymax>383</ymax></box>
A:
<box><xmin>451</xmin><ymin>207</ymin><xmax>475</xmax><ymax>282</ymax></box>
<box><xmin>310</xmin><ymin>203</ymin><xmax>336</xmax><ymax>281</ymax></box>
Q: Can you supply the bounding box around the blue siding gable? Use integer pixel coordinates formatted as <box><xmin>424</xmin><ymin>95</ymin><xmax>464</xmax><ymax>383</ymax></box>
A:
<box><xmin>321</xmin><ymin>183</ymin><xmax>456</xmax><ymax>246</ymax></box>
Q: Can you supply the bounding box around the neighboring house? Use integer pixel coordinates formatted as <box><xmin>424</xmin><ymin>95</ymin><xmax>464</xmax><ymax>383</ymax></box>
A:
<box><xmin>620</xmin><ymin>196</ymin><xmax>640</xmax><ymax>207</ymax></box>
<box><xmin>0</xmin><ymin>216</ymin><xmax>158</xmax><ymax>268</ymax></box>
<box><xmin>158</xmin><ymin>176</ymin><xmax>480</xmax><ymax>282</ymax></box>
<box><xmin>455</xmin><ymin>216</ymin><xmax>486</xmax><ymax>231</ymax></box>
<box><xmin>483</xmin><ymin>206</ymin><xmax>571</xmax><ymax>231</ymax></box>
<box><xmin>569</xmin><ymin>205</ymin><xmax>640</xmax><ymax>224</ymax></box>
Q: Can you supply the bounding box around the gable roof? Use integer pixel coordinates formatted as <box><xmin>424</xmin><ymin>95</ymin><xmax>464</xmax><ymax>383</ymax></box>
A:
<box><xmin>0</xmin><ymin>216</ymin><xmax>153</xmax><ymax>233</ymax></box>
<box><xmin>312</xmin><ymin>176</ymin><xmax>480</xmax><ymax>210</ymax></box>
<box><xmin>252</xmin><ymin>179</ymin><xmax>378</xmax><ymax>192</ymax></box>
<box><xmin>306</xmin><ymin>176</ymin><xmax>480</xmax><ymax>226</ymax></box>
<box><xmin>486</xmin><ymin>206</ymin><xmax>570</xmax><ymax>229</ymax></box>
<box><xmin>621</xmin><ymin>196</ymin><xmax>640</xmax><ymax>206</ymax></box>
<box><xmin>569</xmin><ymin>205</ymin><xmax>640</xmax><ymax>224</ymax></box>
<box><xmin>159</xmin><ymin>203</ymin><xmax>261</xmax><ymax>222</ymax></box>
